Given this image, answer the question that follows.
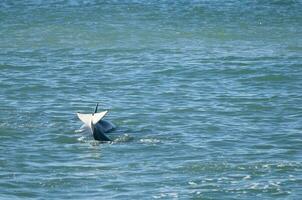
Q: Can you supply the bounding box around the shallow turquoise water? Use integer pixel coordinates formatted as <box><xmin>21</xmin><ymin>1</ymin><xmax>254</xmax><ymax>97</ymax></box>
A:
<box><xmin>1</xmin><ymin>1</ymin><xmax>302</xmax><ymax>199</ymax></box>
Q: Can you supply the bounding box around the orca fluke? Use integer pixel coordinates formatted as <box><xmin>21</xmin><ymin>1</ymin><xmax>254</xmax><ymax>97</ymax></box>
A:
<box><xmin>77</xmin><ymin>104</ymin><xmax>115</xmax><ymax>141</ymax></box>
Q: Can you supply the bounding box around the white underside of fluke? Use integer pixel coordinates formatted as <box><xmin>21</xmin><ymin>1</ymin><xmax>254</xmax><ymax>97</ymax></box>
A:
<box><xmin>77</xmin><ymin>111</ymin><xmax>108</xmax><ymax>129</ymax></box>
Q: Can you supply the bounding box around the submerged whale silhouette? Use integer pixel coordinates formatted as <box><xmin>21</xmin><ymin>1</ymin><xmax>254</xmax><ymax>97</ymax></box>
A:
<box><xmin>77</xmin><ymin>104</ymin><xmax>115</xmax><ymax>141</ymax></box>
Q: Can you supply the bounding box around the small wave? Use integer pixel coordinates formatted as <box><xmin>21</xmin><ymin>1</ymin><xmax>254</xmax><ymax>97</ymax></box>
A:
<box><xmin>248</xmin><ymin>181</ymin><xmax>283</xmax><ymax>192</ymax></box>
<box><xmin>188</xmin><ymin>181</ymin><xmax>198</xmax><ymax>186</ymax></box>
<box><xmin>112</xmin><ymin>134</ymin><xmax>133</xmax><ymax>143</ymax></box>
<box><xmin>74</xmin><ymin>129</ymin><xmax>84</xmax><ymax>133</ymax></box>
<box><xmin>77</xmin><ymin>136</ymin><xmax>86</xmax><ymax>142</ymax></box>
<box><xmin>153</xmin><ymin>192</ymin><xmax>178</xmax><ymax>199</ymax></box>
<box><xmin>139</xmin><ymin>138</ymin><xmax>161</xmax><ymax>144</ymax></box>
<box><xmin>243</xmin><ymin>175</ymin><xmax>251</xmax><ymax>180</ymax></box>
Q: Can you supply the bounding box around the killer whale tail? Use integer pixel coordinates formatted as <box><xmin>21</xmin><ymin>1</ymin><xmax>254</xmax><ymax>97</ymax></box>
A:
<box><xmin>76</xmin><ymin>103</ymin><xmax>113</xmax><ymax>141</ymax></box>
<box><xmin>77</xmin><ymin>111</ymin><xmax>108</xmax><ymax>128</ymax></box>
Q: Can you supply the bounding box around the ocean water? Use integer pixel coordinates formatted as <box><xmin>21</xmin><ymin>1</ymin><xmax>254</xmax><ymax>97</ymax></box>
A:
<box><xmin>1</xmin><ymin>0</ymin><xmax>302</xmax><ymax>199</ymax></box>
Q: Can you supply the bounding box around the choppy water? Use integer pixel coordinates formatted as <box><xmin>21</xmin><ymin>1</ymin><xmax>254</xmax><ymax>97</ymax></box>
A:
<box><xmin>1</xmin><ymin>1</ymin><xmax>302</xmax><ymax>199</ymax></box>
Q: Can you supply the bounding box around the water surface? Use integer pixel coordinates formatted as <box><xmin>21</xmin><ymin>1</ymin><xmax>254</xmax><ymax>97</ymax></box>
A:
<box><xmin>0</xmin><ymin>1</ymin><xmax>302</xmax><ymax>199</ymax></box>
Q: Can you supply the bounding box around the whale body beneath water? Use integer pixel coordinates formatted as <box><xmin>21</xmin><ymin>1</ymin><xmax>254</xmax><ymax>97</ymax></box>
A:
<box><xmin>77</xmin><ymin>104</ymin><xmax>115</xmax><ymax>141</ymax></box>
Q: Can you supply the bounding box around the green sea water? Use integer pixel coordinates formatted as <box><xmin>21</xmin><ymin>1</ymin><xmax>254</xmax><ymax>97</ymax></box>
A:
<box><xmin>0</xmin><ymin>0</ymin><xmax>302</xmax><ymax>199</ymax></box>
